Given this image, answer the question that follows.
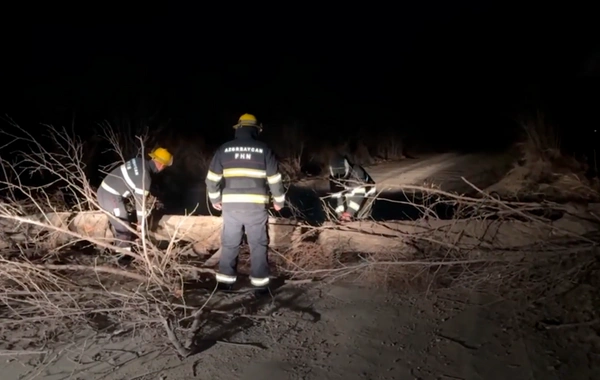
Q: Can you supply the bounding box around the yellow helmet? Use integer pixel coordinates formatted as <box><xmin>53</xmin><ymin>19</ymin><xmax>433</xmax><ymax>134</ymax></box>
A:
<box><xmin>233</xmin><ymin>113</ymin><xmax>263</xmax><ymax>132</ymax></box>
<box><xmin>148</xmin><ymin>147</ymin><xmax>173</xmax><ymax>166</ymax></box>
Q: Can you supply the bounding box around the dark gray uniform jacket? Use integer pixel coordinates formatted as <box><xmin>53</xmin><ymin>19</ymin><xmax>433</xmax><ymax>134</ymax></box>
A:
<box><xmin>100</xmin><ymin>157</ymin><xmax>156</xmax><ymax>218</ymax></box>
<box><xmin>205</xmin><ymin>127</ymin><xmax>285</xmax><ymax>210</ymax></box>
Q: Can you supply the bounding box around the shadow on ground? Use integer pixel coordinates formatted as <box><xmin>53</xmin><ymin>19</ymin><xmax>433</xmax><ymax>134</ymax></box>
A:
<box><xmin>181</xmin><ymin>275</ymin><xmax>321</xmax><ymax>356</ymax></box>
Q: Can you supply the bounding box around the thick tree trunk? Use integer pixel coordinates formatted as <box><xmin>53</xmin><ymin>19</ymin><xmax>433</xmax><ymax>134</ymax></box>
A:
<box><xmin>1</xmin><ymin>204</ymin><xmax>598</xmax><ymax>260</ymax></box>
<box><xmin>316</xmin><ymin>213</ymin><xmax>599</xmax><ymax>256</ymax></box>
<box><xmin>0</xmin><ymin>211</ymin><xmax>300</xmax><ymax>253</ymax></box>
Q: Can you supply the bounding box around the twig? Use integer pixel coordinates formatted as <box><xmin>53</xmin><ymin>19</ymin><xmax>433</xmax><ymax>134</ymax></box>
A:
<box><xmin>183</xmin><ymin>282</ymin><xmax>218</xmax><ymax>349</ymax></box>
<box><xmin>30</xmin><ymin>263</ymin><xmax>149</xmax><ymax>283</ymax></box>
<box><xmin>540</xmin><ymin>318</ymin><xmax>600</xmax><ymax>330</ymax></box>
<box><xmin>434</xmin><ymin>332</ymin><xmax>480</xmax><ymax>350</ymax></box>
<box><xmin>206</xmin><ymin>308</ymin><xmax>297</xmax><ymax>321</ymax></box>
<box><xmin>0</xmin><ymin>350</ymin><xmax>48</xmax><ymax>356</ymax></box>
<box><xmin>285</xmin><ymin>258</ymin><xmax>505</xmax><ymax>275</ymax></box>
<box><xmin>440</xmin><ymin>375</ymin><xmax>465</xmax><ymax>380</ymax></box>
<box><xmin>460</xmin><ymin>176</ymin><xmax>598</xmax><ymax>244</ymax></box>
<box><xmin>0</xmin><ymin>307</ymin><xmax>139</xmax><ymax>325</ymax></box>
<box><xmin>215</xmin><ymin>340</ymin><xmax>266</xmax><ymax>349</ymax></box>
<box><xmin>157</xmin><ymin>305</ymin><xmax>190</xmax><ymax>358</ymax></box>
<box><xmin>284</xmin><ymin>279</ymin><xmax>314</xmax><ymax>285</ymax></box>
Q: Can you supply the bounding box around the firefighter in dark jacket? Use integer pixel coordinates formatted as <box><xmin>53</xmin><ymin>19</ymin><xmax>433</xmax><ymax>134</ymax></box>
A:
<box><xmin>97</xmin><ymin>147</ymin><xmax>173</xmax><ymax>252</ymax></box>
<box><xmin>328</xmin><ymin>153</ymin><xmax>376</xmax><ymax>222</ymax></box>
<box><xmin>205</xmin><ymin>113</ymin><xmax>286</xmax><ymax>292</ymax></box>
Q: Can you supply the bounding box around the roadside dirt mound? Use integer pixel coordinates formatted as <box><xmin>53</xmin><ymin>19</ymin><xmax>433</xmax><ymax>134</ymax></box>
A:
<box><xmin>486</xmin><ymin>158</ymin><xmax>600</xmax><ymax>202</ymax></box>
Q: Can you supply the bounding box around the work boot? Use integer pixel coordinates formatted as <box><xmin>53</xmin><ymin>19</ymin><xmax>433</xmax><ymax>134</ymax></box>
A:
<box><xmin>115</xmin><ymin>246</ymin><xmax>134</xmax><ymax>267</ymax></box>
<box><xmin>117</xmin><ymin>254</ymin><xmax>134</xmax><ymax>267</ymax></box>
<box><xmin>252</xmin><ymin>286</ymin><xmax>270</xmax><ymax>298</ymax></box>
<box><xmin>217</xmin><ymin>282</ymin><xmax>235</xmax><ymax>292</ymax></box>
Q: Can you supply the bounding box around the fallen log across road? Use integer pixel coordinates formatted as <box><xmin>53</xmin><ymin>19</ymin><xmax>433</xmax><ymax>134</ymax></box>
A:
<box><xmin>316</xmin><ymin>214</ymin><xmax>599</xmax><ymax>256</ymax></box>
<box><xmin>0</xmin><ymin>211</ymin><xmax>300</xmax><ymax>253</ymax></box>
<box><xmin>320</xmin><ymin>203</ymin><xmax>600</xmax><ymax>254</ymax></box>
<box><xmin>0</xmin><ymin>203</ymin><xmax>599</xmax><ymax>261</ymax></box>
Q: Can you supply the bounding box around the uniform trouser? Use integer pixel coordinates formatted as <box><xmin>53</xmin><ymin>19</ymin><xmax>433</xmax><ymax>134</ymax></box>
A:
<box><xmin>330</xmin><ymin>194</ymin><xmax>364</xmax><ymax>216</ymax></box>
<box><xmin>97</xmin><ymin>188</ymin><xmax>133</xmax><ymax>249</ymax></box>
<box><xmin>345</xmin><ymin>194</ymin><xmax>365</xmax><ymax>216</ymax></box>
<box><xmin>331</xmin><ymin>193</ymin><xmax>346</xmax><ymax>216</ymax></box>
<box><xmin>216</xmin><ymin>208</ymin><xmax>270</xmax><ymax>287</ymax></box>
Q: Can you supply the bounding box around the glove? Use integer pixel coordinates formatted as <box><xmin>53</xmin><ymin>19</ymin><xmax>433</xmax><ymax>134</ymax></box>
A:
<box><xmin>212</xmin><ymin>202</ymin><xmax>222</xmax><ymax>211</ymax></box>
<box><xmin>340</xmin><ymin>212</ymin><xmax>352</xmax><ymax>222</ymax></box>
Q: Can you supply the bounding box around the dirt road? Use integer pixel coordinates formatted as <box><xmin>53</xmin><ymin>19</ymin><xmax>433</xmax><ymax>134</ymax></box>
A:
<box><xmin>364</xmin><ymin>151</ymin><xmax>515</xmax><ymax>195</ymax></box>
<box><xmin>298</xmin><ymin>151</ymin><xmax>514</xmax><ymax>195</ymax></box>
<box><xmin>2</xmin><ymin>282</ymin><xmax>590</xmax><ymax>380</ymax></box>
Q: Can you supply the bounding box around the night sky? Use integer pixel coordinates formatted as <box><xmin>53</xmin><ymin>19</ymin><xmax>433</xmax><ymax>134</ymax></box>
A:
<box><xmin>1</xmin><ymin>4</ymin><xmax>598</xmax><ymax>152</ymax></box>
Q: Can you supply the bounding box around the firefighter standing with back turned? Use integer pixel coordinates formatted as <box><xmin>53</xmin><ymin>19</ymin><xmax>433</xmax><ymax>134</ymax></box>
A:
<box><xmin>205</xmin><ymin>113</ymin><xmax>286</xmax><ymax>295</ymax></box>
<box><xmin>97</xmin><ymin>147</ymin><xmax>173</xmax><ymax>261</ymax></box>
<box><xmin>328</xmin><ymin>153</ymin><xmax>376</xmax><ymax>222</ymax></box>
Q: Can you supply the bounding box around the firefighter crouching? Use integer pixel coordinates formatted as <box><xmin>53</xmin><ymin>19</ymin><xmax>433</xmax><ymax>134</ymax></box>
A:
<box><xmin>205</xmin><ymin>113</ymin><xmax>285</xmax><ymax>293</ymax></box>
<box><xmin>97</xmin><ymin>147</ymin><xmax>173</xmax><ymax>256</ymax></box>
<box><xmin>328</xmin><ymin>153</ymin><xmax>376</xmax><ymax>222</ymax></box>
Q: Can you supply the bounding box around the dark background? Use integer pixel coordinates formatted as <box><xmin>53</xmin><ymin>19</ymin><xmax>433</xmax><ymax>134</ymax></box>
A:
<box><xmin>1</xmin><ymin>3</ymin><xmax>599</xmax><ymax>153</ymax></box>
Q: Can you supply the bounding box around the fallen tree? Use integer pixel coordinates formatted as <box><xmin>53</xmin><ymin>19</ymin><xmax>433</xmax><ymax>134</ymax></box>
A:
<box><xmin>316</xmin><ymin>205</ymin><xmax>600</xmax><ymax>255</ymax></box>
<box><xmin>2</xmin><ymin>201</ymin><xmax>598</xmax><ymax>264</ymax></box>
<box><xmin>0</xmin><ymin>210</ymin><xmax>300</xmax><ymax>253</ymax></box>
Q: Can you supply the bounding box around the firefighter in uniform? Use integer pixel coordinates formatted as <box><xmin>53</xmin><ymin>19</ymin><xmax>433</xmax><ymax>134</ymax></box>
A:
<box><xmin>97</xmin><ymin>147</ymin><xmax>173</xmax><ymax>253</ymax></box>
<box><xmin>328</xmin><ymin>153</ymin><xmax>376</xmax><ymax>222</ymax></box>
<box><xmin>205</xmin><ymin>113</ymin><xmax>285</xmax><ymax>293</ymax></box>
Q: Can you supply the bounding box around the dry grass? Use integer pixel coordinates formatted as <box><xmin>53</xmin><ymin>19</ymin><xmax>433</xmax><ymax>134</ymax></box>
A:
<box><xmin>488</xmin><ymin>112</ymin><xmax>600</xmax><ymax>201</ymax></box>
